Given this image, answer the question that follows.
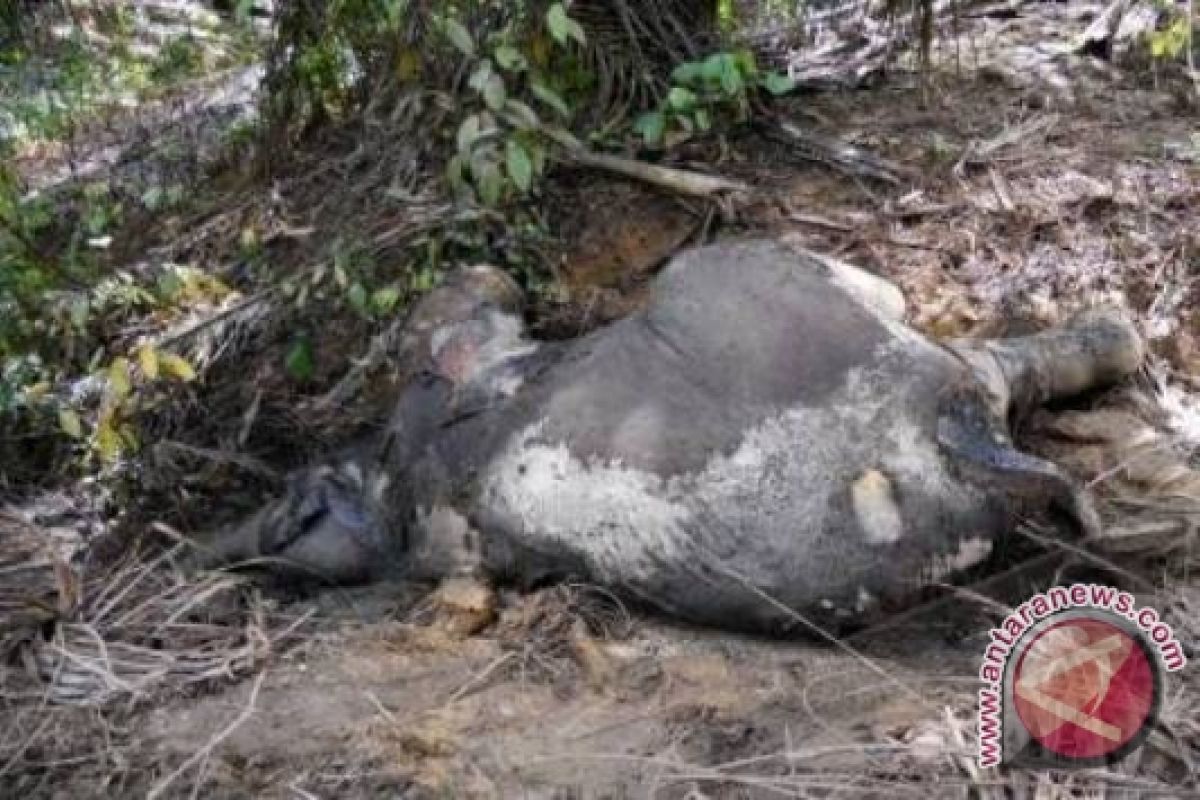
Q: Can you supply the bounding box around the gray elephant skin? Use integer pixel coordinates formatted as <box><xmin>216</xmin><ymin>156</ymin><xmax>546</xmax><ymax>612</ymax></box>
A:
<box><xmin>193</xmin><ymin>240</ymin><xmax>1143</xmax><ymax>633</ymax></box>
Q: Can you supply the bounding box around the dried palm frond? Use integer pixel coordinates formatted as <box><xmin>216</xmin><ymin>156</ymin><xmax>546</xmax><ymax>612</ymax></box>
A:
<box><xmin>0</xmin><ymin>510</ymin><xmax>83</xmax><ymax>640</ymax></box>
<box><xmin>0</xmin><ymin>518</ymin><xmax>308</xmax><ymax>707</ymax></box>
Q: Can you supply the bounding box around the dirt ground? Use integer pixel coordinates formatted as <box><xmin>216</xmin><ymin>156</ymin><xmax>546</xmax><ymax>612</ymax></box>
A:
<box><xmin>3</xmin><ymin>3</ymin><xmax>1200</xmax><ymax>798</ymax></box>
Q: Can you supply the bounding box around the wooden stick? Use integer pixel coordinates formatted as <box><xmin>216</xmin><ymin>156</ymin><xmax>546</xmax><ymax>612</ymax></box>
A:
<box><xmin>539</xmin><ymin>125</ymin><xmax>748</xmax><ymax>199</ymax></box>
<box><xmin>767</xmin><ymin>120</ymin><xmax>908</xmax><ymax>185</ymax></box>
<box><xmin>565</xmin><ymin>148</ymin><xmax>749</xmax><ymax>198</ymax></box>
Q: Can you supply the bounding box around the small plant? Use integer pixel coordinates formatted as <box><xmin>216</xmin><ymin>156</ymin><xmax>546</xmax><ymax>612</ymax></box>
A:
<box><xmin>444</xmin><ymin>3</ymin><xmax>583</xmax><ymax>207</ymax></box>
<box><xmin>72</xmin><ymin>345</ymin><xmax>197</xmax><ymax>463</ymax></box>
<box><xmin>633</xmin><ymin>50</ymin><xmax>795</xmax><ymax>149</ymax></box>
<box><xmin>1145</xmin><ymin>10</ymin><xmax>1193</xmax><ymax>61</ymax></box>
<box><xmin>150</xmin><ymin>36</ymin><xmax>206</xmax><ymax>83</ymax></box>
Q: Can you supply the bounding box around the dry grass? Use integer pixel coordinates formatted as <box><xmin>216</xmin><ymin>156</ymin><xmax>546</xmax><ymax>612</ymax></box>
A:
<box><xmin>0</xmin><ymin>512</ymin><xmax>314</xmax><ymax>795</ymax></box>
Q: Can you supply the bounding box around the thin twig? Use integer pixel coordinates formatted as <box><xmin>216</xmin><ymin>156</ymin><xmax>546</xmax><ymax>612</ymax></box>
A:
<box><xmin>146</xmin><ymin>670</ymin><xmax>267</xmax><ymax>800</ymax></box>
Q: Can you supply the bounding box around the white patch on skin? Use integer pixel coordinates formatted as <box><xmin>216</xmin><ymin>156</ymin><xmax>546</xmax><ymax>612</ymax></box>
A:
<box><xmin>480</xmin><ymin>336</ymin><xmax>983</xmax><ymax>606</ymax></box>
<box><xmin>856</xmin><ymin>586</ymin><xmax>875</xmax><ymax>613</ymax></box>
<box><xmin>925</xmin><ymin>536</ymin><xmax>993</xmax><ymax>583</ymax></box>
<box><xmin>431</xmin><ymin>311</ymin><xmax>538</xmax><ymax>393</ymax></box>
<box><xmin>479</xmin><ymin>430</ymin><xmax>691</xmax><ymax>582</ymax></box>
<box><xmin>851</xmin><ymin>469</ymin><xmax>904</xmax><ymax>545</ymax></box>
<box><xmin>489</xmin><ymin>369</ymin><xmax>527</xmax><ymax>398</ymax></box>
<box><xmin>340</xmin><ymin>461</ymin><xmax>363</xmax><ymax>489</ymax></box>
<box><xmin>475</xmin><ymin>312</ymin><xmax>536</xmax><ymax>366</ymax></box>
<box><xmin>368</xmin><ymin>471</ymin><xmax>391</xmax><ymax>505</ymax></box>
<box><xmin>429</xmin><ymin>327</ymin><xmax>454</xmax><ymax>360</ymax></box>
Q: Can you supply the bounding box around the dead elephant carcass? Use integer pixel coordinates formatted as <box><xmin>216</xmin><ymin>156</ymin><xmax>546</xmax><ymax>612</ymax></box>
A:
<box><xmin>193</xmin><ymin>240</ymin><xmax>1143</xmax><ymax>631</ymax></box>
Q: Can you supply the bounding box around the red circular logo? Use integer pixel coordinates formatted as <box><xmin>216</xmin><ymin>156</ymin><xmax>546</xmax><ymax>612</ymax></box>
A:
<box><xmin>1011</xmin><ymin>615</ymin><xmax>1158</xmax><ymax>762</ymax></box>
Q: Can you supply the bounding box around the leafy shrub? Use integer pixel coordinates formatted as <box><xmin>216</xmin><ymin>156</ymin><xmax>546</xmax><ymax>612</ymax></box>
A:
<box><xmin>633</xmin><ymin>50</ymin><xmax>794</xmax><ymax>148</ymax></box>
<box><xmin>1145</xmin><ymin>8</ymin><xmax>1194</xmax><ymax>62</ymax></box>
<box><xmin>445</xmin><ymin>3</ymin><xmax>584</xmax><ymax>207</ymax></box>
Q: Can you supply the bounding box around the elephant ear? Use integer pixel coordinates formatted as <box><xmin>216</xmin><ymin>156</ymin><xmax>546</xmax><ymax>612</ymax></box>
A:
<box><xmin>937</xmin><ymin>385</ymin><xmax>1101</xmax><ymax>539</ymax></box>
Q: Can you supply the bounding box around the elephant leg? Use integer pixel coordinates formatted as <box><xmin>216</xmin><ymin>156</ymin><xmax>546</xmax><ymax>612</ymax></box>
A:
<box><xmin>947</xmin><ymin>307</ymin><xmax>1143</xmax><ymax>420</ymax></box>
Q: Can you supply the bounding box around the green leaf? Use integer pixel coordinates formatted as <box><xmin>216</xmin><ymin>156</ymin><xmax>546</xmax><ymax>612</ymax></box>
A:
<box><xmin>95</xmin><ymin>417</ymin><xmax>122</xmax><ymax>462</ymax></box>
<box><xmin>671</xmin><ymin>61</ymin><xmax>705</xmax><ymax>85</ymax></box>
<box><xmin>58</xmin><ymin>409</ymin><xmax>83</xmax><ymax>439</ymax></box>
<box><xmin>468</xmin><ymin>59</ymin><xmax>493</xmax><ymax>92</ymax></box>
<box><xmin>502</xmin><ymin>99</ymin><xmax>542</xmax><ymax>130</ymax></box>
<box><xmin>530</xmin><ymin>82</ymin><xmax>571</xmax><ymax>119</ymax></box>
<box><xmin>457</xmin><ymin>114</ymin><xmax>482</xmax><ymax>157</ymax></box>
<box><xmin>69</xmin><ymin>297</ymin><xmax>90</xmax><ymax>330</ymax></box>
<box><xmin>483</xmin><ymin>74</ymin><xmax>507</xmax><ymax>112</ymax></box>
<box><xmin>494</xmin><ymin>45</ymin><xmax>527</xmax><ymax>72</ymax></box>
<box><xmin>443</xmin><ymin>18</ymin><xmax>475</xmax><ymax>56</ymax></box>
<box><xmin>347</xmin><ymin>282</ymin><xmax>369</xmax><ymax>313</ymax></box>
<box><xmin>235</xmin><ymin>0</ymin><xmax>257</xmax><ymax>23</ymax></box>
<box><xmin>547</xmin><ymin>3</ymin><xmax>586</xmax><ymax>46</ymax></box>
<box><xmin>720</xmin><ymin>62</ymin><xmax>744</xmax><ymax>95</ymax></box>
<box><xmin>284</xmin><ymin>339</ymin><xmax>315</xmax><ymax>382</ymax></box>
<box><xmin>634</xmin><ymin>111</ymin><xmax>666</xmax><ymax>146</ymax></box>
<box><xmin>141</xmin><ymin>186</ymin><xmax>164</xmax><ymax>210</ymax></box>
<box><xmin>547</xmin><ymin>3</ymin><xmax>569</xmax><ymax>43</ymax></box>
<box><xmin>761</xmin><ymin>71</ymin><xmax>795</xmax><ymax>96</ymax></box>
<box><xmin>446</xmin><ymin>154</ymin><xmax>469</xmax><ymax>194</ymax></box>
<box><xmin>107</xmin><ymin>358</ymin><xmax>132</xmax><ymax>400</ymax></box>
<box><xmin>702</xmin><ymin>53</ymin><xmax>729</xmax><ymax>82</ymax></box>
<box><xmin>566</xmin><ymin>18</ymin><xmax>587</xmax><ymax>46</ymax></box>
<box><xmin>528</xmin><ymin>141</ymin><xmax>548</xmax><ymax>176</ymax></box>
<box><xmin>119</xmin><ymin>424</ymin><xmax>139</xmax><ymax>451</ymax></box>
<box><xmin>136</xmin><ymin>344</ymin><xmax>159</xmax><ymax>380</ymax></box>
<box><xmin>667</xmin><ymin>87</ymin><xmax>698</xmax><ymax>112</ymax></box>
<box><xmin>476</xmin><ymin>160</ymin><xmax>505</xmax><ymax>206</ymax></box>
<box><xmin>694</xmin><ymin>108</ymin><xmax>712</xmax><ymax>132</ymax></box>
<box><xmin>160</xmin><ymin>353</ymin><xmax>197</xmax><ymax>382</ymax></box>
<box><xmin>733</xmin><ymin>49</ymin><xmax>758</xmax><ymax>77</ymax></box>
<box><xmin>506</xmin><ymin>139</ymin><xmax>534</xmax><ymax>193</ymax></box>
<box><xmin>371</xmin><ymin>286</ymin><xmax>402</xmax><ymax>316</ymax></box>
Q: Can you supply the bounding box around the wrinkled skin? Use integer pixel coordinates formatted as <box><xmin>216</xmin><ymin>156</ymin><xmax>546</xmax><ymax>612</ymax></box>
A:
<box><xmin>192</xmin><ymin>240</ymin><xmax>1143</xmax><ymax>632</ymax></box>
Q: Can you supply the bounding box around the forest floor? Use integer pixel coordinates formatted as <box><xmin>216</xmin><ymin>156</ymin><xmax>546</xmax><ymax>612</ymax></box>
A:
<box><xmin>3</xmin><ymin>3</ymin><xmax>1200</xmax><ymax>798</ymax></box>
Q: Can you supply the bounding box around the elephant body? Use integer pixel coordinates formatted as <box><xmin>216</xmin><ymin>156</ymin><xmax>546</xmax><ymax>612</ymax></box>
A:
<box><xmin>197</xmin><ymin>240</ymin><xmax>1142</xmax><ymax>632</ymax></box>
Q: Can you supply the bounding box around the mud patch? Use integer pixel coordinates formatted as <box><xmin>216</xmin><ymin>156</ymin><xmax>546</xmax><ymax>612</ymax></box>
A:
<box><xmin>537</xmin><ymin>178</ymin><xmax>698</xmax><ymax>337</ymax></box>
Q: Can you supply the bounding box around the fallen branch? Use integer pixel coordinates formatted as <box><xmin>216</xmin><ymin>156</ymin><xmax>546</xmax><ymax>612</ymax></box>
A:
<box><xmin>954</xmin><ymin>113</ymin><xmax>1059</xmax><ymax>173</ymax></box>
<box><xmin>539</xmin><ymin>125</ymin><xmax>747</xmax><ymax>199</ymax></box>
<box><xmin>787</xmin><ymin>211</ymin><xmax>853</xmax><ymax>232</ymax></box>
<box><xmin>566</xmin><ymin>148</ymin><xmax>749</xmax><ymax>198</ymax></box>
<box><xmin>764</xmin><ymin>120</ymin><xmax>908</xmax><ymax>185</ymax></box>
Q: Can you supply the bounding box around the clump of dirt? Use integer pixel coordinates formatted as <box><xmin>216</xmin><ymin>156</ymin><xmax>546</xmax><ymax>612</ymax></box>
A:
<box><xmin>534</xmin><ymin>177</ymin><xmax>700</xmax><ymax>338</ymax></box>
